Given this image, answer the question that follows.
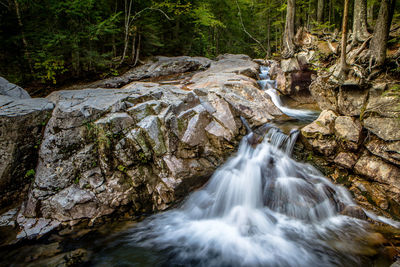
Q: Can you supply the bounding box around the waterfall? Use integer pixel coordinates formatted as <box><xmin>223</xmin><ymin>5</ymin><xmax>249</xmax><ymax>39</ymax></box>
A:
<box><xmin>94</xmin><ymin>128</ymin><xmax>378</xmax><ymax>266</ymax></box>
<box><xmin>259</xmin><ymin>66</ymin><xmax>318</xmax><ymax>122</ymax></box>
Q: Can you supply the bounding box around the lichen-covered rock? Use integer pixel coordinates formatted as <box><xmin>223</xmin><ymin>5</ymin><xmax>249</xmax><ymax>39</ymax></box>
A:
<box><xmin>309</xmin><ymin>77</ymin><xmax>338</xmax><ymax>111</ymax></box>
<box><xmin>18</xmin><ymin>54</ymin><xmax>283</xmax><ymax>236</ymax></box>
<box><xmin>365</xmin><ymin>137</ymin><xmax>400</xmax><ymax>166</ymax></box>
<box><xmin>337</xmin><ymin>84</ymin><xmax>368</xmax><ymax>116</ymax></box>
<box><xmin>363</xmin><ymin>117</ymin><xmax>400</xmax><ymax>141</ymax></box>
<box><xmin>362</xmin><ymin>83</ymin><xmax>400</xmax><ymax>142</ymax></box>
<box><xmin>334</xmin><ymin>116</ymin><xmax>362</xmax><ymax>150</ymax></box>
<box><xmin>334</xmin><ymin>152</ymin><xmax>358</xmax><ymax>169</ymax></box>
<box><xmin>0</xmin><ymin>96</ymin><xmax>54</xmax><ymax>209</ymax></box>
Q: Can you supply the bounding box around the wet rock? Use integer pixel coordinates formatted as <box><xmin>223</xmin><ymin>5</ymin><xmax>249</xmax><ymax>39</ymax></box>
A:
<box><xmin>25</xmin><ymin>248</ymin><xmax>89</xmax><ymax>267</ymax></box>
<box><xmin>16</xmin><ymin>215</ymin><xmax>60</xmax><ymax>240</ymax></box>
<box><xmin>352</xmin><ymin>179</ymin><xmax>389</xmax><ymax>210</ymax></box>
<box><xmin>341</xmin><ymin>205</ymin><xmax>367</xmax><ymax>220</ymax></box>
<box><xmin>0</xmin><ymin>77</ymin><xmax>30</xmax><ymax>99</ymax></box>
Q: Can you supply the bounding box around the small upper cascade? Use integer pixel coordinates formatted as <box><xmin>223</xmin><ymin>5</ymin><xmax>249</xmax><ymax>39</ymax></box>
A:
<box><xmin>258</xmin><ymin>65</ymin><xmax>318</xmax><ymax>122</ymax></box>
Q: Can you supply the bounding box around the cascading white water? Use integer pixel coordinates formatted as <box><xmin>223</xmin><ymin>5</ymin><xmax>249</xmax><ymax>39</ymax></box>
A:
<box><xmin>258</xmin><ymin>66</ymin><xmax>318</xmax><ymax>122</ymax></box>
<box><xmin>89</xmin><ymin>127</ymin><xmax>381</xmax><ymax>266</ymax></box>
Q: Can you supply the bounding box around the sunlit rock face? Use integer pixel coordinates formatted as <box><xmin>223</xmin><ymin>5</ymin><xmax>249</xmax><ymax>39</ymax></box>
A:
<box><xmin>15</xmin><ymin>54</ymin><xmax>285</xmax><ymax>237</ymax></box>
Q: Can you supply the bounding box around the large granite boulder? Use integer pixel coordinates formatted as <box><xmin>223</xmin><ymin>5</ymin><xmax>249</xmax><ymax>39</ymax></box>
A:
<box><xmin>15</xmin><ymin>54</ymin><xmax>283</xmax><ymax>238</ymax></box>
<box><xmin>0</xmin><ymin>77</ymin><xmax>31</xmax><ymax>99</ymax></box>
<box><xmin>0</xmin><ymin>95</ymin><xmax>54</xmax><ymax>210</ymax></box>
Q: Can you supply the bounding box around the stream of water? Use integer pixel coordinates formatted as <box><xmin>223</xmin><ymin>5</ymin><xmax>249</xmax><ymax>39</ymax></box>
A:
<box><xmin>85</xmin><ymin>65</ymin><xmax>390</xmax><ymax>266</ymax></box>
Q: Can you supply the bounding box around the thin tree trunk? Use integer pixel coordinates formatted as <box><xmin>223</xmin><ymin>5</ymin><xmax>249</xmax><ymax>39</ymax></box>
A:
<box><xmin>317</xmin><ymin>0</ymin><xmax>324</xmax><ymax>23</ymax></box>
<box><xmin>120</xmin><ymin>0</ymin><xmax>133</xmax><ymax>66</ymax></box>
<box><xmin>235</xmin><ymin>0</ymin><xmax>267</xmax><ymax>54</ymax></box>
<box><xmin>13</xmin><ymin>0</ymin><xmax>33</xmax><ymax>73</ymax></box>
<box><xmin>352</xmin><ymin>0</ymin><xmax>370</xmax><ymax>42</ymax></box>
<box><xmin>307</xmin><ymin>0</ymin><xmax>311</xmax><ymax>30</ymax></box>
<box><xmin>267</xmin><ymin>0</ymin><xmax>271</xmax><ymax>57</ymax></box>
<box><xmin>370</xmin><ymin>0</ymin><xmax>396</xmax><ymax>66</ymax></box>
<box><xmin>134</xmin><ymin>33</ymin><xmax>141</xmax><ymax>66</ymax></box>
<box><xmin>130</xmin><ymin>31</ymin><xmax>137</xmax><ymax>64</ymax></box>
<box><xmin>282</xmin><ymin>0</ymin><xmax>296</xmax><ymax>58</ymax></box>
<box><xmin>340</xmin><ymin>0</ymin><xmax>350</xmax><ymax>72</ymax></box>
<box><xmin>112</xmin><ymin>1</ymin><xmax>118</xmax><ymax>59</ymax></box>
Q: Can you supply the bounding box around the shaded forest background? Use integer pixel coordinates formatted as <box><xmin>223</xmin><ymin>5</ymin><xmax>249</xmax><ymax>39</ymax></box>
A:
<box><xmin>0</xmin><ymin>0</ymin><xmax>399</xmax><ymax>87</ymax></box>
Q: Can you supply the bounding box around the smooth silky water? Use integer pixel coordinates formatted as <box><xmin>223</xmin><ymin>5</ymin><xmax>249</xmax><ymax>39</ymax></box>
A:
<box><xmin>86</xmin><ymin>65</ymin><xmax>395</xmax><ymax>266</ymax></box>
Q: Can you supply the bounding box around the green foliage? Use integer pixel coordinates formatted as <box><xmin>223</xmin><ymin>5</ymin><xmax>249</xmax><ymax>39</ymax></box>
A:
<box><xmin>34</xmin><ymin>58</ymin><xmax>67</xmax><ymax>84</ymax></box>
<box><xmin>2</xmin><ymin>0</ymin><xmax>398</xmax><ymax>86</ymax></box>
<box><xmin>117</xmin><ymin>165</ymin><xmax>127</xmax><ymax>173</ymax></box>
<box><xmin>25</xmin><ymin>169</ymin><xmax>35</xmax><ymax>178</ymax></box>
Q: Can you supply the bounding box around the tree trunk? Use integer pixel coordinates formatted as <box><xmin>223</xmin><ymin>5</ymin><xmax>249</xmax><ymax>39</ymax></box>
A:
<box><xmin>282</xmin><ymin>0</ymin><xmax>295</xmax><ymax>58</ymax></box>
<box><xmin>370</xmin><ymin>0</ymin><xmax>396</xmax><ymax>66</ymax></box>
<box><xmin>340</xmin><ymin>0</ymin><xmax>350</xmax><ymax>72</ymax></box>
<box><xmin>119</xmin><ymin>0</ymin><xmax>133</xmax><ymax>66</ymax></box>
<box><xmin>317</xmin><ymin>0</ymin><xmax>324</xmax><ymax>23</ymax></box>
<box><xmin>134</xmin><ymin>33</ymin><xmax>141</xmax><ymax>66</ymax></box>
<box><xmin>266</xmin><ymin>0</ymin><xmax>271</xmax><ymax>57</ymax></box>
<box><xmin>352</xmin><ymin>0</ymin><xmax>370</xmax><ymax>42</ymax></box>
<box><xmin>130</xmin><ymin>31</ymin><xmax>137</xmax><ymax>64</ymax></box>
<box><xmin>367</xmin><ymin>2</ymin><xmax>374</xmax><ymax>26</ymax></box>
<box><xmin>13</xmin><ymin>0</ymin><xmax>33</xmax><ymax>73</ymax></box>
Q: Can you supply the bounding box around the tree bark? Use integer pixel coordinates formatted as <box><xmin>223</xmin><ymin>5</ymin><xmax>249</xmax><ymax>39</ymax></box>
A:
<box><xmin>340</xmin><ymin>0</ymin><xmax>350</xmax><ymax>72</ymax></box>
<box><xmin>367</xmin><ymin>2</ymin><xmax>374</xmax><ymax>26</ymax></box>
<box><xmin>317</xmin><ymin>0</ymin><xmax>324</xmax><ymax>23</ymax></box>
<box><xmin>369</xmin><ymin>0</ymin><xmax>396</xmax><ymax>66</ymax></box>
<box><xmin>266</xmin><ymin>0</ymin><xmax>271</xmax><ymax>57</ymax></box>
<box><xmin>13</xmin><ymin>0</ymin><xmax>33</xmax><ymax>73</ymax></box>
<box><xmin>282</xmin><ymin>0</ymin><xmax>295</xmax><ymax>58</ymax></box>
<box><xmin>119</xmin><ymin>0</ymin><xmax>133</xmax><ymax>66</ymax></box>
<box><xmin>352</xmin><ymin>0</ymin><xmax>370</xmax><ymax>42</ymax></box>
